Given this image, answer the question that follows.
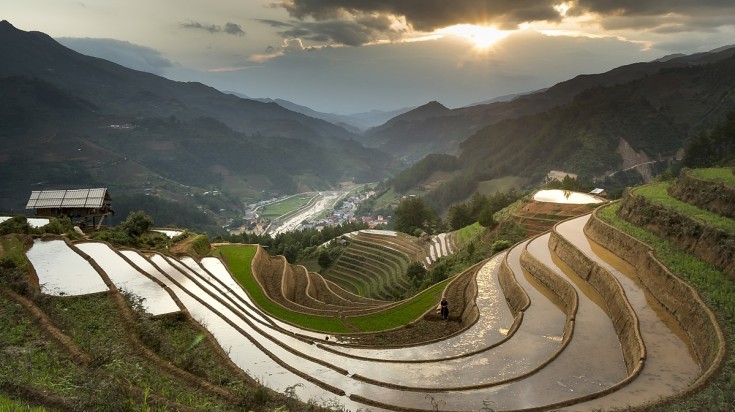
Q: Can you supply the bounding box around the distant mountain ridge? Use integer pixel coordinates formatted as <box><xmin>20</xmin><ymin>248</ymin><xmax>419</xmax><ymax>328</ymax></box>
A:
<box><xmin>226</xmin><ymin>91</ymin><xmax>414</xmax><ymax>132</ymax></box>
<box><xmin>0</xmin><ymin>20</ymin><xmax>356</xmax><ymax>141</ymax></box>
<box><xmin>361</xmin><ymin>45</ymin><xmax>735</xmax><ymax>162</ymax></box>
<box><xmin>0</xmin><ymin>21</ymin><xmax>395</xmax><ymax>221</ymax></box>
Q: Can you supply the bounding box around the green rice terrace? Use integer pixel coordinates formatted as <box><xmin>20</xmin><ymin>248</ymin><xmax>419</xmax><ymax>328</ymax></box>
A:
<box><xmin>1</xmin><ymin>168</ymin><xmax>735</xmax><ymax>411</ymax></box>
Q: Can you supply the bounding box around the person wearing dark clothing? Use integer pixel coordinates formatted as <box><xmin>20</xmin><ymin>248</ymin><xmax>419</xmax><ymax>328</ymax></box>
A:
<box><xmin>440</xmin><ymin>297</ymin><xmax>449</xmax><ymax>320</ymax></box>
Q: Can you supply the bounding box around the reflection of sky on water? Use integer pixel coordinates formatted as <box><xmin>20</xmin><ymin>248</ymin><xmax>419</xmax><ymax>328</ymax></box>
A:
<box><xmin>26</xmin><ymin>239</ymin><xmax>108</xmax><ymax>295</ymax></box>
<box><xmin>533</xmin><ymin>189</ymin><xmax>604</xmax><ymax>204</ymax></box>
<box><xmin>76</xmin><ymin>242</ymin><xmax>179</xmax><ymax>315</ymax></box>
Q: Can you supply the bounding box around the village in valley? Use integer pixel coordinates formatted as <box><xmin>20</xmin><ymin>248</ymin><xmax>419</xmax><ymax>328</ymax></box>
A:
<box><xmin>232</xmin><ymin>186</ymin><xmax>389</xmax><ymax>236</ymax></box>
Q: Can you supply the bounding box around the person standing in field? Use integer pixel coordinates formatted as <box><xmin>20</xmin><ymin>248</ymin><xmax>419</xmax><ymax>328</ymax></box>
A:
<box><xmin>440</xmin><ymin>297</ymin><xmax>449</xmax><ymax>320</ymax></box>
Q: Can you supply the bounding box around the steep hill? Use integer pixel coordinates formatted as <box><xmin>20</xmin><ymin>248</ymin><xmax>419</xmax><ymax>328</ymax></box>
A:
<box><xmin>0</xmin><ymin>21</ymin><xmax>395</xmax><ymax>220</ymax></box>
<box><xmin>0</xmin><ymin>21</ymin><xmax>354</xmax><ymax>140</ymax></box>
<box><xmin>363</xmin><ymin>46</ymin><xmax>735</xmax><ymax>162</ymax></box>
<box><xmin>458</xmin><ymin>54</ymin><xmax>735</xmax><ymax>184</ymax></box>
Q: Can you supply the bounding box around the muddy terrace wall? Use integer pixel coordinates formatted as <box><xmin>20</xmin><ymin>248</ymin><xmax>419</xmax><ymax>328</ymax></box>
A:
<box><xmin>457</xmin><ymin>260</ymin><xmax>483</xmax><ymax>325</ymax></box>
<box><xmin>669</xmin><ymin>169</ymin><xmax>735</xmax><ymax>219</ymax></box>
<box><xmin>549</xmin><ymin>230</ymin><xmax>645</xmax><ymax>374</ymax></box>
<box><xmin>585</xmin><ymin>209</ymin><xmax>725</xmax><ymax>379</ymax></box>
<box><xmin>498</xmin><ymin>257</ymin><xmax>530</xmax><ymax>315</ymax></box>
<box><xmin>617</xmin><ymin>189</ymin><xmax>735</xmax><ymax>278</ymax></box>
<box><xmin>520</xmin><ymin>248</ymin><xmax>578</xmax><ymax>319</ymax></box>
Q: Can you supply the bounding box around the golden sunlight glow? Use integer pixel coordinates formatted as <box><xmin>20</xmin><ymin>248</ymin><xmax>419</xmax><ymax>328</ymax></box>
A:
<box><xmin>438</xmin><ymin>24</ymin><xmax>510</xmax><ymax>49</ymax></box>
<box><xmin>554</xmin><ymin>2</ymin><xmax>574</xmax><ymax>17</ymax></box>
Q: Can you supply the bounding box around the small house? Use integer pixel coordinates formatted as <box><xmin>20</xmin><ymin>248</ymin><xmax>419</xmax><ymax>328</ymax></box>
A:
<box><xmin>589</xmin><ymin>188</ymin><xmax>608</xmax><ymax>197</ymax></box>
<box><xmin>25</xmin><ymin>188</ymin><xmax>114</xmax><ymax>230</ymax></box>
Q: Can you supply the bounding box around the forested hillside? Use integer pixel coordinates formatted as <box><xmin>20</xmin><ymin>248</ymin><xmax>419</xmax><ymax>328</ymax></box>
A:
<box><xmin>0</xmin><ymin>21</ymin><xmax>396</xmax><ymax>220</ymax></box>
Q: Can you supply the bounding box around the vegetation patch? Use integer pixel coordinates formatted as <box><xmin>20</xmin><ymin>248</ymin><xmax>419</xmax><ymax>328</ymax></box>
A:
<box><xmin>455</xmin><ymin>222</ymin><xmax>483</xmax><ymax>246</ymax></box>
<box><xmin>216</xmin><ymin>244</ymin><xmax>451</xmax><ymax>333</ymax></box>
<box><xmin>214</xmin><ymin>245</ymin><xmax>350</xmax><ymax>333</ymax></box>
<box><xmin>475</xmin><ymin>176</ymin><xmax>526</xmax><ymax>196</ymax></box>
<box><xmin>635</xmin><ymin>182</ymin><xmax>735</xmax><ymax>233</ymax></box>
<box><xmin>259</xmin><ymin>194</ymin><xmax>315</xmax><ymax>219</ymax></box>
<box><xmin>349</xmin><ymin>281</ymin><xmax>449</xmax><ymax>331</ymax></box>
<box><xmin>690</xmin><ymin>168</ymin><xmax>735</xmax><ymax>186</ymax></box>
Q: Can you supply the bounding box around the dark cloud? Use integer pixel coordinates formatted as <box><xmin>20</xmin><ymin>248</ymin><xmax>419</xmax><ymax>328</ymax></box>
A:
<box><xmin>181</xmin><ymin>20</ymin><xmax>245</xmax><ymax>36</ymax></box>
<box><xmin>277</xmin><ymin>0</ymin><xmax>735</xmax><ymax>37</ymax></box>
<box><xmin>56</xmin><ymin>38</ymin><xmax>175</xmax><ymax>75</ymax></box>
<box><xmin>258</xmin><ymin>16</ymin><xmax>391</xmax><ymax>46</ymax></box>
<box><xmin>224</xmin><ymin>22</ymin><xmax>246</xmax><ymax>36</ymax></box>
<box><xmin>284</xmin><ymin>20</ymin><xmax>386</xmax><ymax>46</ymax></box>
<box><xmin>278</xmin><ymin>0</ymin><xmax>561</xmax><ymax>31</ymax></box>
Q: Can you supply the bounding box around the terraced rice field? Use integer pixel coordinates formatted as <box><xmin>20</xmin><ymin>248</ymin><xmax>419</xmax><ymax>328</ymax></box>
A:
<box><xmin>17</xmin><ymin>206</ymin><xmax>718</xmax><ymax>410</ymax></box>
<box><xmin>11</xmin><ymin>171</ymin><xmax>731</xmax><ymax>410</ymax></box>
<box><xmin>323</xmin><ymin>230</ymin><xmax>456</xmax><ymax>300</ymax></box>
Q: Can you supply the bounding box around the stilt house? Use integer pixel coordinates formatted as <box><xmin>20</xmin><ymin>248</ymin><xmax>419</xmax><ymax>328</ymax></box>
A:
<box><xmin>25</xmin><ymin>188</ymin><xmax>114</xmax><ymax>230</ymax></box>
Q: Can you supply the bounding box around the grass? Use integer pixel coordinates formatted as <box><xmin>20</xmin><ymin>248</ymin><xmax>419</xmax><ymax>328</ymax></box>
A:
<box><xmin>215</xmin><ymin>244</ymin><xmax>449</xmax><ymax>333</ymax></box>
<box><xmin>690</xmin><ymin>167</ymin><xmax>735</xmax><ymax>186</ymax></box>
<box><xmin>455</xmin><ymin>222</ymin><xmax>483</xmax><ymax>246</ymax></box>
<box><xmin>349</xmin><ymin>280</ymin><xmax>449</xmax><ymax>330</ymax></box>
<box><xmin>39</xmin><ymin>293</ymin><xmax>236</xmax><ymax>410</ymax></box>
<box><xmin>259</xmin><ymin>194</ymin><xmax>316</xmax><ymax>219</ymax></box>
<box><xmin>0</xmin><ymin>395</ymin><xmax>47</xmax><ymax>412</ymax></box>
<box><xmin>0</xmin><ymin>294</ymin><xmax>83</xmax><ymax>401</ymax></box>
<box><xmin>599</xmin><ymin>203</ymin><xmax>735</xmax><ymax>411</ymax></box>
<box><xmin>214</xmin><ymin>245</ymin><xmax>351</xmax><ymax>333</ymax></box>
<box><xmin>475</xmin><ymin>176</ymin><xmax>525</xmax><ymax>196</ymax></box>
<box><xmin>634</xmin><ymin>182</ymin><xmax>735</xmax><ymax>232</ymax></box>
<box><xmin>370</xmin><ymin>188</ymin><xmax>402</xmax><ymax>211</ymax></box>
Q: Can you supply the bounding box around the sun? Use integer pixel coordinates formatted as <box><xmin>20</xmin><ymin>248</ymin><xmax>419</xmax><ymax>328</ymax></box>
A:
<box><xmin>438</xmin><ymin>24</ymin><xmax>510</xmax><ymax>49</ymax></box>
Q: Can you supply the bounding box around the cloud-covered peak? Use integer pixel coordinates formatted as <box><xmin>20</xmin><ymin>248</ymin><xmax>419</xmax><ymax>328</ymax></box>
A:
<box><xmin>56</xmin><ymin>37</ymin><xmax>175</xmax><ymax>75</ymax></box>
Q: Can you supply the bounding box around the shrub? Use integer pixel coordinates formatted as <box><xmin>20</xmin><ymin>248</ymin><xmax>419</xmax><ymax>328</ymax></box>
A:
<box><xmin>120</xmin><ymin>211</ymin><xmax>154</xmax><ymax>237</ymax></box>
<box><xmin>0</xmin><ymin>215</ymin><xmax>32</xmax><ymax>235</ymax></box>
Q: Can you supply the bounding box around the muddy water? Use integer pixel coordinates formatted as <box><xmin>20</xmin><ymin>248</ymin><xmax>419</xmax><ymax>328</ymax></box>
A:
<box><xmin>143</xmin><ymin>253</ymin><xmax>361</xmax><ymax>408</ymax></box>
<box><xmin>331</xmin><ymin>255</ymin><xmax>515</xmax><ymax>360</ymax></box>
<box><xmin>111</xmin><ymin>240</ymin><xmax>650</xmax><ymax>410</ymax></box>
<box><xmin>527</xmin><ymin>233</ymin><xmax>628</xmax><ymax>392</ymax></box>
<box><xmin>75</xmin><ymin>242</ymin><xmax>179</xmax><ymax>315</ymax></box>
<box><xmin>168</xmin><ymin>253</ymin><xmax>559</xmax><ymax>390</ymax></box>
<box><xmin>555</xmin><ymin>216</ymin><xmax>700</xmax><ymax>410</ymax></box>
<box><xmin>26</xmin><ymin>239</ymin><xmax>108</xmax><ymax>295</ymax></box>
<box><xmin>136</xmin><ymin>251</ymin><xmax>630</xmax><ymax>410</ymax></box>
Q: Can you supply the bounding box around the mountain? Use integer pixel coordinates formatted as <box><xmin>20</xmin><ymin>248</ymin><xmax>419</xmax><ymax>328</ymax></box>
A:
<box><xmin>0</xmin><ymin>21</ymin><xmax>356</xmax><ymax>141</ymax></box>
<box><xmin>361</xmin><ymin>101</ymin><xmax>454</xmax><ymax>162</ymax></box>
<box><xmin>467</xmin><ymin>89</ymin><xmax>546</xmax><ymax>106</ymax></box>
<box><xmin>228</xmin><ymin>92</ymin><xmax>414</xmax><ymax>132</ymax></box>
<box><xmin>0</xmin><ymin>21</ymin><xmax>395</xmax><ymax>224</ymax></box>
<box><xmin>363</xmin><ymin>45</ymin><xmax>735</xmax><ymax>162</ymax></box>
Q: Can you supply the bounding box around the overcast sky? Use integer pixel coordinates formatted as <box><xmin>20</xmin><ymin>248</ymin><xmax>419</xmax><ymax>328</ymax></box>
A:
<box><xmin>3</xmin><ymin>0</ymin><xmax>735</xmax><ymax>114</ymax></box>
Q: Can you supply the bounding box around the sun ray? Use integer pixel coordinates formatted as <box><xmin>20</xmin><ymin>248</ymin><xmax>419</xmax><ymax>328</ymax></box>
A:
<box><xmin>437</xmin><ymin>24</ymin><xmax>511</xmax><ymax>49</ymax></box>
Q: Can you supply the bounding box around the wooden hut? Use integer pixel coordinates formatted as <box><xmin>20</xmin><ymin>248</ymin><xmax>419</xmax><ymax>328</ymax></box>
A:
<box><xmin>25</xmin><ymin>188</ymin><xmax>113</xmax><ymax>230</ymax></box>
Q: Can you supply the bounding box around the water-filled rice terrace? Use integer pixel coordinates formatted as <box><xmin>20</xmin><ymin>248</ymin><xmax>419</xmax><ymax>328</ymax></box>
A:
<box><xmin>3</xmin><ymin>179</ymin><xmax>733</xmax><ymax>410</ymax></box>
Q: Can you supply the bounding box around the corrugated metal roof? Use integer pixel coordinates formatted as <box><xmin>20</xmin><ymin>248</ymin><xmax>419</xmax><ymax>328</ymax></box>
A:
<box><xmin>26</xmin><ymin>188</ymin><xmax>109</xmax><ymax>209</ymax></box>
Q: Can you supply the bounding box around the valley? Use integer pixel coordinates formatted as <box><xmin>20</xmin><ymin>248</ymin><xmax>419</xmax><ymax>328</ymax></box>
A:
<box><xmin>2</xmin><ymin>12</ymin><xmax>735</xmax><ymax>412</ymax></box>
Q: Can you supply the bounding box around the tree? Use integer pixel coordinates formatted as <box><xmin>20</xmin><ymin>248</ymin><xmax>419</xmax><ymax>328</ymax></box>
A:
<box><xmin>478</xmin><ymin>205</ymin><xmax>496</xmax><ymax>228</ymax></box>
<box><xmin>317</xmin><ymin>249</ymin><xmax>332</xmax><ymax>271</ymax></box>
<box><xmin>120</xmin><ymin>211</ymin><xmax>154</xmax><ymax>238</ymax></box>
<box><xmin>393</xmin><ymin>196</ymin><xmax>438</xmax><ymax>235</ymax></box>
<box><xmin>447</xmin><ymin>204</ymin><xmax>473</xmax><ymax>230</ymax></box>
